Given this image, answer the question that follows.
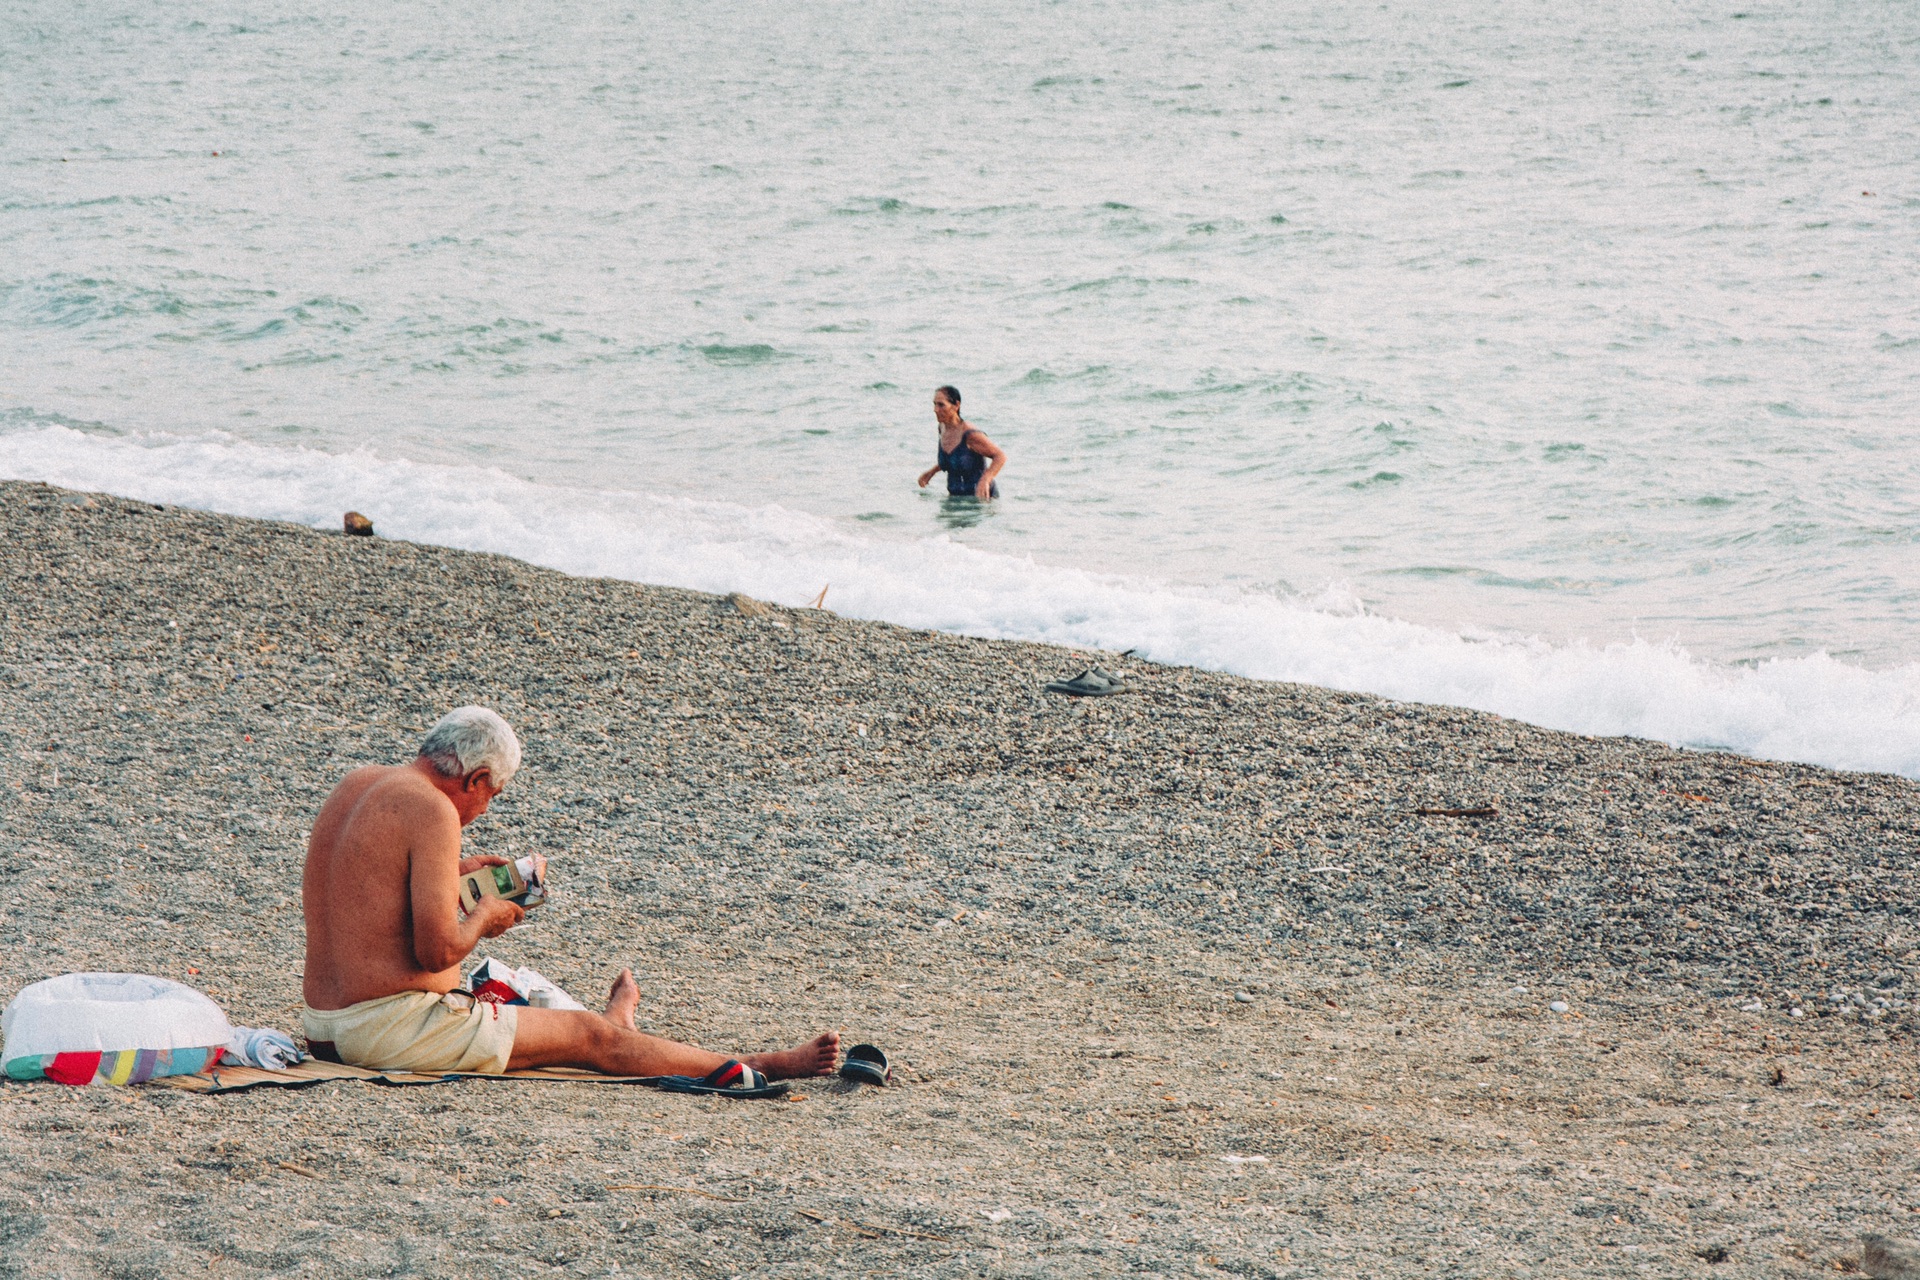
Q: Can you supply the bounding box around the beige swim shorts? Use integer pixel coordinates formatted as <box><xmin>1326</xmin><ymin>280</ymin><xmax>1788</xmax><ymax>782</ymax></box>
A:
<box><xmin>301</xmin><ymin>990</ymin><xmax>517</xmax><ymax>1074</ymax></box>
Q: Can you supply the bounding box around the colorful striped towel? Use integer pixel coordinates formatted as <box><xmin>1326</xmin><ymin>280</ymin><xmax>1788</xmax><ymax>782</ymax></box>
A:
<box><xmin>5</xmin><ymin>1044</ymin><xmax>223</xmax><ymax>1086</ymax></box>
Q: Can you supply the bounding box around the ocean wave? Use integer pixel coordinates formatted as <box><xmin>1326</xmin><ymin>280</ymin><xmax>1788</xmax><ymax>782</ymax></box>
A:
<box><xmin>3</xmin><ymin>422</ymin><xmax>1916</xmax><ymax>779</ymax></box>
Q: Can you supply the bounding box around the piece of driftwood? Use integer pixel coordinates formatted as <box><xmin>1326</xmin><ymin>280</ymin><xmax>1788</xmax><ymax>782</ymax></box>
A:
<box><xmin>793</xmin><ymin>1208</ymin><xmax>948</xmax><ymax>1243</ymax></box>
<box><xmin>606</xmin><ymin>1183</ymin><xmax>743</xmax><ymax>1203</ymax></box>
<box><xmin>850</xmin><ymin>1219</ymin><xmax>951</xmax><ymax>1243</ymax></box>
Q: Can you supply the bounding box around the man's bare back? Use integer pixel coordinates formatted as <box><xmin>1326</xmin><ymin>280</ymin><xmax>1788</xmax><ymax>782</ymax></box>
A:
<box><xmin>300</xmin><ymin>709</ymin><xmax>838</xmax><ymax>1081</ymax></box>
<box><xmin>302</xmin><ymin>761</ymin><xmax>514</xmax><ymax>1010</ymax></box>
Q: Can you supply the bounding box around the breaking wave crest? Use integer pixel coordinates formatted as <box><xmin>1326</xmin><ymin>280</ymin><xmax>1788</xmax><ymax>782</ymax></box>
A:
<box><xmin>6</xmin><ymin>423</ymin><xmax>1917</xmax><ymax>779</ymax></box>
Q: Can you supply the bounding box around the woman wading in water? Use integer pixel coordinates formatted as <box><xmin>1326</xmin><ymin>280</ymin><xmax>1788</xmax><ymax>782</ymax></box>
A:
<box><xmin>917</xmin><ymin>385</ymin><xmax>1005</xmax><ymax>500</ymax></box>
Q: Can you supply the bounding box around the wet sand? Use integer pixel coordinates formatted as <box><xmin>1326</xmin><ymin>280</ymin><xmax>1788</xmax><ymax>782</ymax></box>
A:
<box><xmin>2</xmin><ymin>479</ymin><xmax>1917</xmax><ymax>1278</ymax></box>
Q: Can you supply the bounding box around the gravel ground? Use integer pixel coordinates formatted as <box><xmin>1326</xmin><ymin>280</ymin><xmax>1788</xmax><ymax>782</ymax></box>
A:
<box><xmin>2</xmin><ymin>479</ymin><xmax>1918</xmax><ymax>1279</ymax></box>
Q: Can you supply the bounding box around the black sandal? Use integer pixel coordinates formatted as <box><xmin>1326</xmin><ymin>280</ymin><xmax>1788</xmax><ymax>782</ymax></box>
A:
<box><xmin>839</xmin><ymin>1043</ymin><xmax>890</xmax><ymax>1086</ymax></box>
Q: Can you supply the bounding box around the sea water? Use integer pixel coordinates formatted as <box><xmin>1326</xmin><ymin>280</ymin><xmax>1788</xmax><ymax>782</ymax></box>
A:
<box><xmin>3</xmin><ymin>1</ymin><xmax>1917</xmax><ymax>775</ymax></box>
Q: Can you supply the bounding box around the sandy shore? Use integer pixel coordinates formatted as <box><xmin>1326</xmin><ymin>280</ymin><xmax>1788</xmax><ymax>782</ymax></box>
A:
<box><xmin>2</xmin><ymin>478</ymin><xmax>1918</xmax><ymax>1278</ymax></box>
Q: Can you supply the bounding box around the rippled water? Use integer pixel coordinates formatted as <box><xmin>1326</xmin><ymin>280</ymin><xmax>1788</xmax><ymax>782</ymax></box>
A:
<box><xmin>4</xmin><ymin>0</ymin><xmax>1919</xmax><ymax>771</ymax></box>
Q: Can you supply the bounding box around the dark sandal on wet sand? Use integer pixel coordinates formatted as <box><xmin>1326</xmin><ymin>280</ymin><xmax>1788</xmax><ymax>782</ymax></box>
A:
<box><xmin>1045</xmin><ymin>667</ymin><xmax>1128</xmax><ymax>697</ymax></box>
<box><xmin>839</xmin><ymin>1044</ymin><xmax>890</xmax><ymax>1086</ymax></box>
<box><xmin>646</xmin><ymin>1059</ymin><xmax>789</xmax><ymax>1099</ymax></box>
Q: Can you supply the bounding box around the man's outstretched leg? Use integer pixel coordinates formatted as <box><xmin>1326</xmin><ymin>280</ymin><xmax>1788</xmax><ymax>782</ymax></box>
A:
<box><xmin>506</xmin><ymin>970</ymin><xmax>839</xmax><ymax>1080</ymax></box>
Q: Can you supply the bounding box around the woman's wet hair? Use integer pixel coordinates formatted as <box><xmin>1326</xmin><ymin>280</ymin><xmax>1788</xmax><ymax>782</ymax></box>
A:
<box><xmin>935</xmin><ymin>385</ymin><xmax>961</xmax><ymax>407</ymax></box>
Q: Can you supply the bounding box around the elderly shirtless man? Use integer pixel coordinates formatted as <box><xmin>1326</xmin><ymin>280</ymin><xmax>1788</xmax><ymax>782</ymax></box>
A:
<box><xmin>302</xmin><ymin>706</ymin><xmax>839</xmax><ymax>1081</ymax></box>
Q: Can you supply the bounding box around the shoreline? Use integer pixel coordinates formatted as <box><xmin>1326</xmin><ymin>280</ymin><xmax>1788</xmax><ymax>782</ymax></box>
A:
<box><xmin>11</xmin><ymin>425</ymin><xmax>1916</xmax><ymax>784</ymax></box>
<box><xmin>4</xmin><ymin>479</ymin><xmax>1918</xmax><ymax>1276</ymax></box>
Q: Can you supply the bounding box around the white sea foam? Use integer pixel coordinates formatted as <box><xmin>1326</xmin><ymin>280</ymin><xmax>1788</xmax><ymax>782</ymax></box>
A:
<box><xmin>7</xmin><ymin>425</ymin><xmax>1917</xmax><ymax>779</ymax></box>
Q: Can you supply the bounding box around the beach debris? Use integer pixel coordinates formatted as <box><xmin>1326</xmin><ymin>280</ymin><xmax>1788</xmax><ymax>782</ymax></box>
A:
<box><xmin>843</xmin><ymin>1216</ymin><xmax>945</xmax><ymax>1242</ymax></box>
<box><xmin>1234</xmin><ymin>991</ymin><xmax>1256</xmax><ymax>1003</ymax></box>
<box><xmin>607</xmin><ymin>1183</ymin><xmax>744</xmax><ymax>1203</ymax></box>
<box><xmin>727</xmin><ymin>592</ymin><xmax>774</xmax><ymax>619</ymax></box>
<box><xmin>808</xmin><ymin>584</ymin><xmax>829</xmax><ymax>609</ymax></box>
<box><xmin>1740</xmin><ymin>1000</ymin><xmax>1765</xmax><ymax>1012</ymax></box>
<box><xmin>982</xmin><ymin>1208</ymin><xmax>1014</xmax><ymax>1223</ymax></box>
<box><xmin>277</xmin><ymin>1161</ymin><xmax>323</xmax><ymax>1180</ymax></box>
<box><xmin>1548</xmin><ymin>1000</ymin><xmax>1570</xmax><ymax>1014</ymax></box>
<box><xmin>342</xmin><ymin>511</ymin><xmax>374</xmax><ymax>537</ymax></box>
<box><xmin>800</xmin><ymin>1209</ymin><xmax>946</xmax><ymax>1241</ymax></box>
<box><xmin>1046</xmin><ymin>667</ymin><xmax>1128</xmax><ymax>697</ymax></box>
<box><xmin>1219</xmin><ymin>1154</ymin><xmax>1269</xmax><ymax>1165</ymax></box>
<box><xmin>1864</xmin><ymin>1233</ymin><xmax>1920</xmax><ymax>1280</ymax></box>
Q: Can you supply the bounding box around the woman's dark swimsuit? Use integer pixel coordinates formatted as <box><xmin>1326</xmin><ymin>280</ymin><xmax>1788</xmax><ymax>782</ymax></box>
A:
<box><xmin>938</xmin><ymin>429</ymin><xmax>999</xmax><ymax>498</ymax></box>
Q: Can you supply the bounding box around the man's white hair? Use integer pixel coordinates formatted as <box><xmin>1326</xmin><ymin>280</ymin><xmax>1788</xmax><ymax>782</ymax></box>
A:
<box><xmin>419</xmin><ymin>706</ymin><xmax>521</xmax><ymax>786</ymax></box>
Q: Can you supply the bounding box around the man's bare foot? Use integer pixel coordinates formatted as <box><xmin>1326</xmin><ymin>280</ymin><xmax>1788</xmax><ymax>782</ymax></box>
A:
<box><xmin>603</xmin><ymin>969</ymin><xmax>640</xmax><ymax>1032</ymax></box>
<box><xmin>744</xmin><ymin>1031</ymin><xmax>841</xmax><ymax>1081</ymax></box>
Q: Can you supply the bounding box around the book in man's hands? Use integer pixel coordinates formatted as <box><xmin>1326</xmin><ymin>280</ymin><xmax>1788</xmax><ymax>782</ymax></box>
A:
<box><xmin>458</xmin><ymin>854</ymin><xmax>548</xmax><ymax>917</ymax></box>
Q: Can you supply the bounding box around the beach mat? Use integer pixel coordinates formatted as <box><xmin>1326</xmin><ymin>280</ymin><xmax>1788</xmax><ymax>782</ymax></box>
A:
<box><xmin>155</xmin><ymin>1061</ymin><xmax>669</xmax><ymax>1096</ymax></box>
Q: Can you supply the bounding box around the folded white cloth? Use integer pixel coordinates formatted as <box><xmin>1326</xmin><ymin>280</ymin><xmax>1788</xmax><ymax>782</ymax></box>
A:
<box><xmin>519</xmin><ymin>967</ymin><xmax>587</xmax><ymax>1011</ymax></box>
<box><xmin>225</xmin><ymin>1026</ymin><xmax>305</xmax><ymax>1069</ymax></box>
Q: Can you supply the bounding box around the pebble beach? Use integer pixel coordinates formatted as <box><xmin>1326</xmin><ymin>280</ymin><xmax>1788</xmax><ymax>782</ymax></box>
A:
<box><xmin>3</xmin><ymin>478</ymin><xmax>1918</xmax><ymax>1278</ymax></box>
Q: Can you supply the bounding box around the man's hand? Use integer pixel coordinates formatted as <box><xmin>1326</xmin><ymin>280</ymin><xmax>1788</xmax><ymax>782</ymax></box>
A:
<box><xmin>471</xmin><ymin>896</ymin><xmax>525</xmax><ymax>939</ymax></box>
<box><xmin>457</xmin><ymin>854</ymin><xmax>510</xmax><ymax>876</ymax></box>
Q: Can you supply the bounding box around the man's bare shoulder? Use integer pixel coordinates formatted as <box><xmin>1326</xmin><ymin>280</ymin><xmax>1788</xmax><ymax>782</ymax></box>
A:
<box><xmin>321</xmin><ymin>763</ymin><xmax>454</xmax><ymax>827</ymax></box>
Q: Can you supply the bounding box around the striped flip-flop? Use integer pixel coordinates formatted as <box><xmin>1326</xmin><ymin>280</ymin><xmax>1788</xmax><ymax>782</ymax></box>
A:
<box><xmin>645</xmin><ymin>1059</ymin><xmax>789</xmax><ymax>1100</ymax></box>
